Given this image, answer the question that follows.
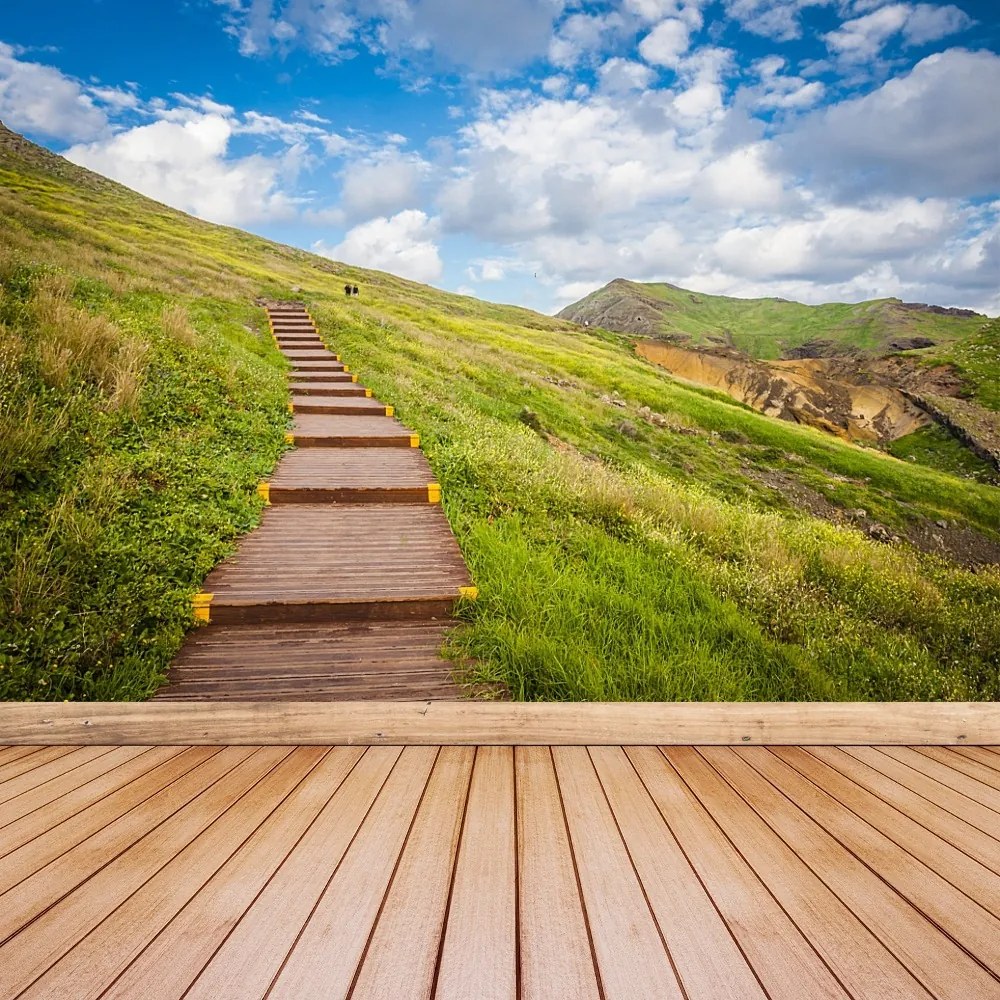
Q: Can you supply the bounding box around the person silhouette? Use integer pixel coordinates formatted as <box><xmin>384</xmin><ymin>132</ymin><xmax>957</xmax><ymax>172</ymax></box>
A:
<box><xmin>344</xmin><ymin>283</ymin><xmax>352</xmax><ymax>297</ymax></box>
<box><xmin>352</xmin><ymin>285</ymin><xmax>359</xmax><ymax>297</ymax></box>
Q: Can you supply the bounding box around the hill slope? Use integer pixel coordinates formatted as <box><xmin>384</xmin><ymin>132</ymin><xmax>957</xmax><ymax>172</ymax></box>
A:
<box><xmin>2</xmin><ymin>123</ymin><xmax>999</xmax><ymax>702</ymax></box>
<box><xmin>561</xmin><ymin>279</ymin><xmax>1000</xmax><ymax>468</ymax></box>
<box><xmin>559</xmin><ymin>278</ymin><xmax>987</xmax><ymax>358</ymax></box>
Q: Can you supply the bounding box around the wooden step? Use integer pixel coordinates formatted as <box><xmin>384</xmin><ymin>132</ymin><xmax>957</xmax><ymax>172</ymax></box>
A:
<box><xmin>267</xmin><ymin>446</ymin><xmax>438</xmax><ymax>503</ymax></box>
<box><xmin>288</xmin><ymin>381</ymin><xmax>368</xmax><ymax>396</ymax></box>
<box><xmin>288</xmin><ymin>371</ymin><xmax>356</xmax><ymax>383</ymax></box>
<box><xmin>291</xmin><ymin>413</ymin><xmax>417</xmax><ymax>448</ymax></box>
<box><xmin>196</xmin><ymin>504</ymin><xmax>472</xmax><ymax>624</ymax></box>
<box><xmin>291</xmin><ymin>396</ymin><xmax>391</xmax><ymax>415</ymax></box>
<box><xmin>282</xmin><ymin>350</ymin><xmax>339</xmax><ymax>362</ymax></box>
<box><xmin>291</xmin><ymin>361</ymin><xmax>350</xmax><ymax>371</ymax></box>
<box><xmin>158</xmin><ymin>621</ymin><xmax>460</xmax><ymax>701</ymax></box>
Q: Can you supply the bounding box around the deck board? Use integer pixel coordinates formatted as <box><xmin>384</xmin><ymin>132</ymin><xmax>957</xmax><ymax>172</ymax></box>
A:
<box><xmin>0</xmin><ymin>743</ymin><xmax>997</xmax><ymax>998</ymax></box>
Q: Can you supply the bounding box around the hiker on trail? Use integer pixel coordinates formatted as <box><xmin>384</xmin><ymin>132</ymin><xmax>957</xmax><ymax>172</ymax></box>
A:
<box><xmin>352</xmin><ymin>285</ymin><xmax>359</xmax><ymax>297</ymax></box>
<box><xmin>344</xmin><ymin>283</ymin><xmax>352</xmax><ymax>296</ymax></box>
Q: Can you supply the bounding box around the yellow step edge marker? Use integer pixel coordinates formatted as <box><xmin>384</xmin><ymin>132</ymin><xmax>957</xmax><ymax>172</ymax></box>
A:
<box><xmin>287</xmin><ymin>401</ymin><xmax>294</xmax><ymax>413</ymax></box>
<box><xmin>365</xmin><ymin>388</ymin><xmax>372</xmax><ymax>398</ymax></box>
<box><xmin>192</xmin><ymin>592</ymin><xmax>213</xmax><ymax>622</ymax></box>
<box><xmin>458</xmin><ymin>586</ymin><xmax>479</xmax><ymax>600</ymax></box>
<box><xmin>284</xmin><ymin>431</ymin><xmax>295</xmax><ymax>445</ymax></box>
<box><xmin>351</xmin><ymin>374</ymin><xmax>358</xmax><ymax>383</ymax></box>
<box><xmin>410</xmin><ymin>434</ymin><xmax>420</xmax><ymax>448</ymax></box>
<box><xmin>427</xmin><ymin>483</ymin><xmax>441</xmax><ymax>503</ymax></box>
<box><xmin>343</xmin><ymin>365</ymin><xmax>350</xmax><ymax>372</ymax></box>
<box><xmin>385</xmin><ymin>405</ymin><xmax>394</xmax><ymax>417</ymax></box>
<box><xmin>257</xmin><ymin>482</ymin><xmax>271</xmax><ymax>505</ymax></box>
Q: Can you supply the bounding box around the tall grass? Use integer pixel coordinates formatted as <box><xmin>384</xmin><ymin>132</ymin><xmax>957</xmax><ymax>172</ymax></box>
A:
<box><xmin>0</xmin><ymin>261</ymin><xmax>289</xmax><ymax>699</ymax></box>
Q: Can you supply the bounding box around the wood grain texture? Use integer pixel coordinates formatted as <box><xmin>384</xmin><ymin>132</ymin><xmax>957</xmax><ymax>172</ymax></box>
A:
<box><xmin>2</xmin><ymin>702</ymin><xmax>998</xmax><ymax>745</ymax></box>
<box><xmin>515</xmin><ymin>747</ymin><xmax>601</xmax><ymax>1000</ymax></box>
<box><xmin>664</xmin><ymin>746</ymin><xmax>932</xmax><ymax>1000</ymax></box>
<box><xmin>184</xmin><ymin>746</ymin><xmax>404</xmax><ymax>1000</ymax></box>
<box><xmin>701</xmin><ymin>746</ymin><xmax>998</xmax><ymax>999</ymax></box>
<box><xmin>552</xmin><ymin>746</ymin><xmax>684</xmax><ymax>999</ymax></box>
<box><xmin>436</xmin><ymin>747</ymin><xmax>517</xmax><ymax>1000</ymax></box>
<box><xmin>0</xmin><ymin>741</ymin><xmax>997</xmax><ymax>998</ymax></box>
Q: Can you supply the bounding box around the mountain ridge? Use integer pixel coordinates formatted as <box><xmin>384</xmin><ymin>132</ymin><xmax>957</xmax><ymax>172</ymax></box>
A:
<box><xmin>558</xmin><ymin>277</ymin><xmax>988</xmax><ymax>359</ymax></box>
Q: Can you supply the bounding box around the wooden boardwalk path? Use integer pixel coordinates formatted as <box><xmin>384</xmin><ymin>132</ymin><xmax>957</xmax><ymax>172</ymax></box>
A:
<box><xmin>158</xmin><ymin>303</ymin><xmax>475</xmax><ymax>701</ymax></box>
<box><xmin>1</xmin><ymin>726</ymin><xmax>998</xmax><ymax>998</ymax></box>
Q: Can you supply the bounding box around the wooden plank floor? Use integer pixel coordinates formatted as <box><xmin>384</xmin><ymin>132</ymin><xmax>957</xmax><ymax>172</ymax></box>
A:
<box><xmin>159</xmin><ymin>302</ymin><xmax>475</xmax><ymax>701</ymax></box>
<box><xmin>161</xmin><ymin>623</ymin><xmax>460</xmax><ymax>700</ymax></box>
<box><xmin>195</xmin><ymin>504</ymin><xmax>471</xmax><ymax>619</ymax></box>
<box><xmin>1</xmin><ymin>743</ymin><xmax>997</xmax><ymax>999</ymax></box>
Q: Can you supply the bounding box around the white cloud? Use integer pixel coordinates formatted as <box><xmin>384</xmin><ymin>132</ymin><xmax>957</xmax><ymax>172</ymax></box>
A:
<box><xmin>598</xmin><ymin>57</ymin><xmax>656</xmax><ymax>93</ymax></box>
<box><xmin>695</xmin><ymin>143</ymin><xmax>791</xmax><ymax>210</ymax></box>
<box><xmin>216</xmin><ymin>0</ymin><xmax>357</xmax><ymax>59</ymax></box>
<box><xmin>778</xmin><ymin>49</ymin><xmax>1000</xmax><ymax>199</ymax></box>
<box><xmin>712</xmin><ymin>197</ymin><xmax>956</xmax><ymax>281</ymax></box>
<box><xmin>723</xmin><ymin>0</ymin><xmax>835</xmax><ymax>41</ymax></box>
<box><xmin>638</xmin><ymin>19</ymin><xmax>692</xmax><ymax>68</ymax></box>
<box><xmin>626</xmin><ymin>0</ymin><xmax>706</xmax><ymax>28</ymax></box>
<box><xmin>65</xmin><ymin>114</ymin><xmax>300</xmax><ymax>225</ymax></box>
<box><xmin>750</xmin><ymin>55</ymin><xmax>826</xmax><ymax>109</ymax></box>
<box><xmin>465</xmin><ymin>258</ymin><xmax>507</xmax><ymax>281</ymax></box>
<box><xmin>338</xmin><ymin>149</ymin><xmax>430</xmax><ymax>220</ymax></box>
<box><xmin>901</xmin><ymin>3</ymin><xmax>974</xmax><ymax>45</ymax></box>
<box><xmin>541</xmin><ymin>74</ymin><xmax>571</xmax><ymax>96</ymax></box>
<box><xmin>824</xmin><ymin>3</ymin><xmax>973</xmax><ymax>62</ymax></box>
<box><xmin>549</xmin><ymin>12</ymin><xmax>627</xmax><ymax>70</ymax></box>
<box><xmin>0</xmin><ymin>42</ymin><xmax>108</xmax><ymax>141</ymax></box>
<box><xmin>825</xmin><ymin>2</ymin><xmax>911</xmax><ymax>60</ymax></box>
<box><xmin>390</xmin><ymin>0</ymin><xmax>565</xmax><ymax>72</ymax></box>
<box><xmin>317</xmin><ymin>209</ymin><xmax>443</xmax><ymax>282</ymax></box>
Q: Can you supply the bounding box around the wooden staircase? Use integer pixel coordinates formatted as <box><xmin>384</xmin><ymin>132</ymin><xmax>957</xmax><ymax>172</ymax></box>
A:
<box><xmin>157</xmin><ymin>302</ymin><xmax>476</xmax><ymax>701</ymax></box>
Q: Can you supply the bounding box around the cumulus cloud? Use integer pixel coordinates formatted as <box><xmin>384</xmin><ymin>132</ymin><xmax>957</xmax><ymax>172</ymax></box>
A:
<box><xmin>0</xmin><ymin>42</ymin><xmax>108</xmax><ymax>141</ymax></box>
<box><xmin>65</xmin><ymin>114</ymin><xmax>301</xmax><ymax>225</ymax></box>
<box><xmin>902</xmin><ymin>2</ymin><xmax>974</xmax><ymax>45</ymax></box>
<box><xmin>549</xmin><ymin>12</ymin><xmax>628</xmax><ymax>70</ymax></box>
<box><xmin>316</xmin><ymin>209</ymin><xmax>443</xmax><ymax>281</ymax></box>
<box><xmin>217</xmin><ymin>0</ymin><xmax>566</xmax><ymax>72</ymax></box>
<box><xmin>712</xmin><ymin>197</ymin><xmax>957</xmax><ymax>281</ymax></box>
<box><xmin>638</xmin><ymin>18</ymin><xmax>693</xmax><ymax>68</ymax></box>
<box><xmin>750</xmin><ymin>55</ymin><xmax>826</xmax><ymax>109</ymax></box>
<box><xmin>776</xmin><ymin>49</ymin><xmax>1000</xmax><ymax>200</ymax></box>
<box><xmin>722</xmin><ymin>0</ymin><xmax>835</xmax><ymax>41</ymax></box>
<box><xmin>338</xmin><ymin>149</ymin><xmax>430</xmax><ymax>221</ymax></box>
<box><xmin>598</xmin><ymin>57</ymin><xmax>657</xmax><ymax>93</ymax></box>
<box><xmin>824</xmin><ymin>3</ymin><xmax>972</xmax><ymax>63</ymax></box>
<box><xmin>216</xmin><ymin>0</ymin><xmax>357</xmax><ymax>59</ymax></box>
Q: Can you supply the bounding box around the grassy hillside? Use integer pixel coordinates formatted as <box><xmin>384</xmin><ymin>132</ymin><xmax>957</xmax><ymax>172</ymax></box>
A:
<box><xmin>2</xmin><ymin>125</ymin><xmax>999</xmax><ymax>702</ymax></box>
<box><xmin>560</xmin><ymin>278</ymin><xmax>986</xmax><ymax>359</ymax></box>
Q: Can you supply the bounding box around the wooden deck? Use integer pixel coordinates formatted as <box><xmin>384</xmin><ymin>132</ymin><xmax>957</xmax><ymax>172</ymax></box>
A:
<box><xmin>158</xmin><ymin>303</ymin><xmax>475</xmax><ymax>701</ymax></box>
<box><xmin>1</xmin><ymin>738</ymin><xmax>998</xmax><ymax>998</ymax></box>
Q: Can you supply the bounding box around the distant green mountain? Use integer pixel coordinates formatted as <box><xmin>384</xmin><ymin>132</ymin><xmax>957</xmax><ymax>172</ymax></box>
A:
<box><xmin>559</xmin><ymin>278</ymin><xmax>987</xmax><ymax>360</ymax></box>
<box><xmin>2</xmin><ymin>122</ymin><xmax>1000</xmax><ymax>704</ymax></box>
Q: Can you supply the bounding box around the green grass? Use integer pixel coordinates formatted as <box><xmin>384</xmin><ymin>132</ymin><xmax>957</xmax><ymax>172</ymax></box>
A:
<box><xmin>1</xmin><ymin>125</ymin><xmax>999</xmax><ymax>702</ymax></box>
<box><xmin>0</xmin><ymin>261</ymin><xmax>288</xmax><ymax>699</ymax></box>
<box><xmin>568</xmin><ymin>279</ymin><xmax>985</xmax><ymax>359</ymax></box>
<box><xmin>889</xmin><ymin>424</ymin><xmax>997</xmax><ymax>483</ymax></box>
<box><xmin>929</xmin><ymin>317</ymin><xmax>1000</xmax><ymax>409</ymax></box>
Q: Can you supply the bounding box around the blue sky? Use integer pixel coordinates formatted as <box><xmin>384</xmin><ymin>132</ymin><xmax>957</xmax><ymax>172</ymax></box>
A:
<box><xmin>1</xmin><ymin>0</ymin><xmax>998</xmax><ymax>314</ymax></box>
